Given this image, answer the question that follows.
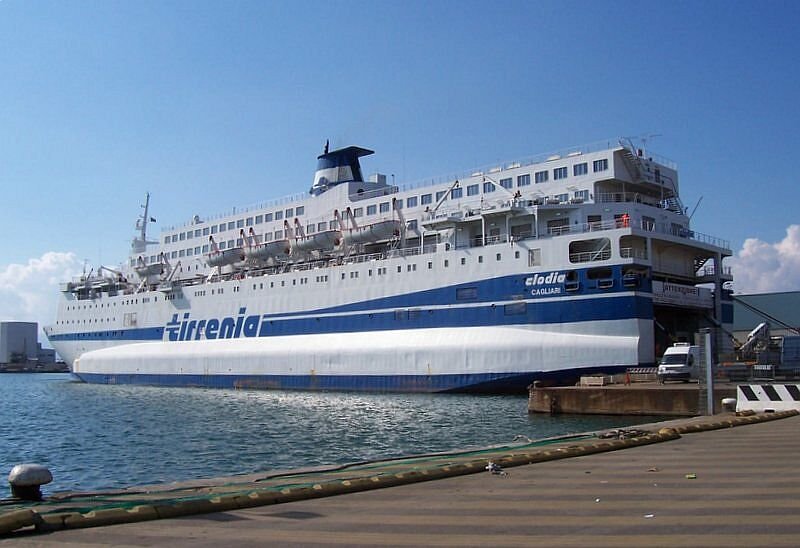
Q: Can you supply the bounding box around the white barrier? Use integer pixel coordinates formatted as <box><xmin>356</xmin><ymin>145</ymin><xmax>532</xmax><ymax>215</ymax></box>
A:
<box><xmin>736</xmin><ymin>384</ymin><xmax>800</xmax><ymax>413</ymax></box>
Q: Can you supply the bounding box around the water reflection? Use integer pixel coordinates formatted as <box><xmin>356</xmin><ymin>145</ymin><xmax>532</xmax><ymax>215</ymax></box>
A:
<box><xmin>1</xmin><ymin>374</ymin><xmax>658</xmax><ymax>492</ymax></box>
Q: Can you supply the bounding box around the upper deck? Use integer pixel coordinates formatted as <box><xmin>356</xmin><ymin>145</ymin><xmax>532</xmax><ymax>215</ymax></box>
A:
<box><xmin>61</xmin><ymin>138</ymin><xmax>730</xmax><ymax>300</ymax></box>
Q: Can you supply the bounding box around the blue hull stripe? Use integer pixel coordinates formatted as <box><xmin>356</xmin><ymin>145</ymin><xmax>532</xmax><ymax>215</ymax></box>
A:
<box><xmin>75</xmin><ymin>366</ymin><xmax>630</xmax><ymax>394</ymax></box>
<box><xmin>50</xmin><ymin>294</ymin><xmax>652</xmax><ymax>342</ymax></box>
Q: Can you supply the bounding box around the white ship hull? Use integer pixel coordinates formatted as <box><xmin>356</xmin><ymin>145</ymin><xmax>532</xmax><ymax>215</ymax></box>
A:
<box><xmin>73</xmin><ymin>321</ymin><xmax>648</xmax><ymax>392</ymax></box>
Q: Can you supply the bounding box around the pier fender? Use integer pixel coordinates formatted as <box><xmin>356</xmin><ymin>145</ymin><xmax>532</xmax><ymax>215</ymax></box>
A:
<box><xmin>63</xmin><ymin>505</ymin><xmax>158</xmax><ymax>529</ymax></box>
<box><xmin>670</xmin><ymin>410</ymin><xmax>798</xmax><ymax>435</ymax></box>
<box><xmin>0</xmin><ymin>508</ymin><xmax>39</xmax><ymax>535</ymax></box>
<box><xmin>238</xmin><ymin>490</ymin><xmax>282</xmax><ymax>509</ymax></box>
<box><xmin>36</xmin><ymin>511</ymin><xmax>79</xmax><ymax>532</ymax></box>
<box><xmin>153</xmin><ymin>498</ymin><xmax>226</xmax><ymax>520</ymax></box>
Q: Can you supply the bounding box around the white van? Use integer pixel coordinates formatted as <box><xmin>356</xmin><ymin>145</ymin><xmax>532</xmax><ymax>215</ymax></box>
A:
<box><xmin>657</xmin><ymin>343</ymin><xmax>701</xmax><ymax>383</ymax></box>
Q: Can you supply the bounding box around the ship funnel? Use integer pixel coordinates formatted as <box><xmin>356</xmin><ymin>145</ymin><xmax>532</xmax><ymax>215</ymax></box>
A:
<box><xmin>310</xmin><ymin>145</ymin><xmax>374</xmax><ymax>196</ymax></box>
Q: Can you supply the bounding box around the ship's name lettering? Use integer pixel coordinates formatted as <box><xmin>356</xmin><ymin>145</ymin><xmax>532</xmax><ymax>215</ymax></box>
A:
<box><xmin>525</xmin><ymin>272</ymin><xmax>565</xmax><ymax>297</ymax></box>
<box><xmin>165</xmin><ymin>307</ymin><xmax>268</xmax><ymax>341</ymax></box>
<box><xmin>524</xmin><ymin>272</ymin><xmax>566</xmax><ymax>286</ymax></box>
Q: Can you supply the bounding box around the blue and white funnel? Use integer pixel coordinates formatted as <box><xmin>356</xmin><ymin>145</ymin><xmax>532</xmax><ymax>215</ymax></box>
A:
<box><xmin>310</xmin><ymin>143</ymin><xmax>374</xmax><ymax>196</ymax></box>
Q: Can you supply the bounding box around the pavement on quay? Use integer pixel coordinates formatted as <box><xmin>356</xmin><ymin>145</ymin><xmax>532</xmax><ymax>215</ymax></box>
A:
<box><xmin>2</xmin><ymin>412</ymin><xmax>799</xmax><ymax>547</ymax></box>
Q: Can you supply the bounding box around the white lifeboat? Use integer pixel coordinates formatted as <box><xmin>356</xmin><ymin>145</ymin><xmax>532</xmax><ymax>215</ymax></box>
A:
<box><xmin>293</xmin><ymin>230</ymin><xmax>342</xmax><ymax>253</ymax></box>
<box><xmin>343</xmin><ymin>219</ymin><xmax>401</xmax><ymax>246</ymax></box>
<box><xmin>244</xmin><ymin>240</ymin><xmax>291</xmax><ymax>260</ymax></box>
<box><xmin>242</xmin><ymin>228</ymin><xmax>291</xmax><ymax>261</ymax></box>
<box><xmin>208</xmin><ymin>248</ymin><xmax>244</xmax><ymax>267</ymax></box>
<box><xmin>134</xmin><ymin>254</ymin><xmax>167</xmax><ymax>277</ymax></box>
<box><xmin>207</xmin><ymin>235</ymin><xmax>244</xmax><ymax>267</ymax></box>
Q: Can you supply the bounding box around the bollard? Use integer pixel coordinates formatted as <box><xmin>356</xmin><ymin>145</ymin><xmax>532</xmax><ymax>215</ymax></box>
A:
<box><xmin>8</xmin><ymin>464</ymin><xmax>53</xmax><ymax>501</ymax></box>
<box><xmin>721</xmin><ymin>397</ymin><xmax>737</xmax><ymax>412</ymax></box>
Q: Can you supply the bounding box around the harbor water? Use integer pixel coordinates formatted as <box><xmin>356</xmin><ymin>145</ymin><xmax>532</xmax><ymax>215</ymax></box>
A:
<box><xmin>2</xmin><ymin>373</ymin><xmax>658</xmax><ymax>494</ymax></box>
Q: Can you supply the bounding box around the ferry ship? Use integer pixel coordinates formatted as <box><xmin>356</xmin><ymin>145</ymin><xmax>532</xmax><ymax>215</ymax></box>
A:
<box><xmin>44</xmin><ymin>138</ymin><xmax>733</xmax><ymax>393</ymax></box>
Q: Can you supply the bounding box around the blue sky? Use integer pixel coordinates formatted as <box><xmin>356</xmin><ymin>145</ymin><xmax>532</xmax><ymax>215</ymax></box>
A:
<box><xmin>1</xmin><ymin>0</ymin><xmax>799</xmax><ymax>329</ymax></box>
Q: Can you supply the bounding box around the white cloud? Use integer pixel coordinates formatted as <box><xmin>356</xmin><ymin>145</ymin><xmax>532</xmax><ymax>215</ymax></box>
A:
<box><xmin>0</xmin><ymin>252</ymin><xmax>83</xmax><ymax>343</ymax></box>
<box><xmin>730</xmin><ymin>225</ymin><xmax>800</xmax><ymax>294</ymax></box>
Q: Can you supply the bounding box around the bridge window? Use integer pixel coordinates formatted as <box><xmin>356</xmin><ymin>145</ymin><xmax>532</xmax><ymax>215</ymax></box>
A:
<box><xmin>407</xmin><ymin>196</ymin><xmax>418</xmax><ymax>208</ymax></box>
<box><xmin>593</xmin><ymin>159</ymin><xmax>608</xmax><ymax>172</ymax></box>
<box><xmin>573</xmin><ymin>163</ymin><xmax>588</xmax><ymax>176</ymax></box>
<box><xmin>554</xmin><ymin>167</ymin><xmax>568</xmax><ymax>180</ymax></box>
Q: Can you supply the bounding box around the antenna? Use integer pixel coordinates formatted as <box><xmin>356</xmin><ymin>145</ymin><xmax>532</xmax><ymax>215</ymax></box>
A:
<box><xmin>688</xmin><ymin>196</ymin><xmax>703</xmax><ymax>221</ymax></box>
<box><xmin>639</xmin><ymin>133</ymin><xmax>662</xmax><ymax>157</ymax></box>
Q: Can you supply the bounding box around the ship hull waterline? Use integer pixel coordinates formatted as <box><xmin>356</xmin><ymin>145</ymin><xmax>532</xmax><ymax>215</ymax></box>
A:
<box><xmin>70</xmin><ymin>324</ymin><xmax>647</xmax><ymax>394</ymax></box>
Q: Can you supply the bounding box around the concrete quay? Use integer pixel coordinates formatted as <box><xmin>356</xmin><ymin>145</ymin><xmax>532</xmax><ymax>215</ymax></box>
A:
<box><xmin>2</xmin><ymin>412</ymin><xmax>799</xmax><ymax>547</ymax></box>
<box><xmin>529</xmin><ymin>381</ymin><xmax>739</xmax><ymax>415</ymax></box>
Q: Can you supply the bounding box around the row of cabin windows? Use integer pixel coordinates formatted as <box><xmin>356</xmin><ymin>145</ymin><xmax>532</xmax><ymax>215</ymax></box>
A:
<box><xmin>65</xmin><ymin>250</ymin><xmax>529</xmax><ymax>328</ymax></box>
<box><xmin>502</xmin><ymin>159</ymin><xmax>608</xmax><ymax>187</ymax></box>
<box><xmin>65</xmin><ymin>296</ymin><xmax>156</xmax><ymax>311</ymax></box>
<box><xmin>164</xmin><ymin>206</ymin><xmax>307</xmax><ymax>244</ymax></box>
<box><xmin>162</xmin><ymin>158</ymin><xmax>612</xmax><ymax>246</ymax></box>
<box><xmin>152</xmin><ymin>241</ymin><xmax>525</xmax><ymax>270</ymax></box>
<box><xmin>186</xmin><ymin>251</ymin><xmax>525</xmax><ymax>295</ymax></box>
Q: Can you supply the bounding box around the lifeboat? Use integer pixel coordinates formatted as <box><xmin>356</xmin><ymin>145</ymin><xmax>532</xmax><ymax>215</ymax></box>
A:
<box><xmin>90</xmin><ymin>276</ymin><xmax>117</xmax><ymax>291</ymax></box>
<box><xmin>206</xmin><ymin>235</ymin><xmax>244</xmax><ymax>267</ymax></box>
<box><xmin>135</xmin><ymin>263</ymin><xmax>165</xmax><ymax>277</ymax></box>
<box><xmin>244</xmin><ymin>239</ymin><xmax>291</xmax><ymax>260</ymax></box>
<box><xmin>207</xmin><ymin>247</ymin><xmax>245</xmax><ymax>268</ymax></box>
<box><xmin>134</xmin><ymin>255</ymin><xmax>167</xmax><ymax>277</ymax></box>
<box><xmin>343</xmin><ymin>219</ymin><xmax>401</xmax><ymax>246</ymax></box>
<box><xmin>242</xmin><ymin>228</ymin><xmax>291</xmax><ymax>261</ymax></box>
<box><xmin>293</xmin><ymin>230</ymin><xmax>342</xmax><ymax>253</ymax></box>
